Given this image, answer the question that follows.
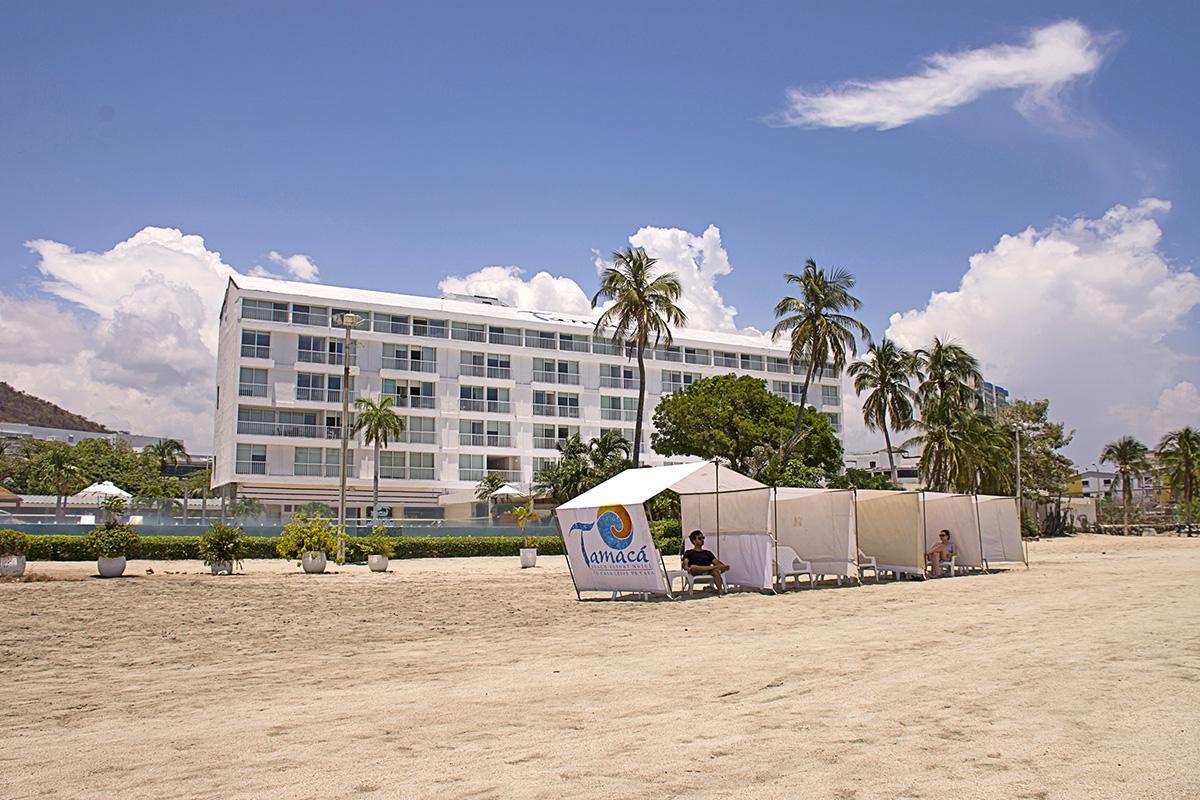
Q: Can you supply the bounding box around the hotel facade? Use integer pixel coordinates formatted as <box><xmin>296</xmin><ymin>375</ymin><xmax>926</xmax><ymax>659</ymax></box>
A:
<box><xmin>212</xmin><ymin>275</ymin><xmax>844</xmax><ymax>519</ymax></box>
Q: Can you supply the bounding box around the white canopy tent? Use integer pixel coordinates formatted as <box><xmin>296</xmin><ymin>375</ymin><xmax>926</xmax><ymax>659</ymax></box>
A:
<box><xmin>556</xmin><ymin>462</ymin><xmax>774</xmax><ymax>597</ymax></box>
<box><xmin>855</xmin><ymin>489</ymin><xmax>924</xmax><ymax>577</ymax></box>
<box><xmin>771</xmin><ymin>488</ymin><xmax>858</xmax><ymax>579</ymax></box>
<box><xmin>490</xmin><ymin>484</ymin><xmax>528</xmax><ymax>499</ymax></box>
<box><xmin>920</xmin><ymin>492</ymin><xmax>984</xmax><ymax>569</ymax></box>
<box><xmin>976</xmin><ymin>495</ymin><xmax>1026</xmax><ymax>566</ymax></box>
<box><xmin>75</xmin><ymin>481</ymin><xmax>132</xmax><ymax>499</ymax></box>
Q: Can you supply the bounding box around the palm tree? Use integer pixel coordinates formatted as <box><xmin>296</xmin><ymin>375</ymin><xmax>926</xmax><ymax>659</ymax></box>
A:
<box><xmin>913</xmin><ymin>338</ymin><xmax>982</xmax><ymax>415</ymax></box>
<box><xmin>185</xmin><ymin>467</ymin><xmax>212</xmax><ymax>523</ymax></box>
<box><xmin>1157</xmin><ymin>427</ymin><xmax>1200</xmax><ymax>531</ymax></box>
<box><xmin>511</xmin><ymin>501</ymin><xmax>541</xmax><ymax>547</ymax></box>
<box><xmin>1100</xmin><ymin>436</ymin><xmax>1152</xmax><ymax>536</ymax></box>
<box><xmin>592</xmin><ymin>246</ymin><xmax>687</xmax><ymax>467</ymax></box>
<box><xmin>588</xmin><ymin>430</ymin><xmax>632</xmax><ymax>481</ymax></box>
<box><xmin>475</xmin><ymin>471</ymin><xmax>507</xmax><ymax>502</ymax></box>
<box><xmin>352</xmin><ymin>396</ymin><xmax>407</xmax><ymax>519</ymax></box>
<box><xmin>849</xmin><ymin>338</ymin><xmax>917</xmax><ymax>485</ymax></box>
<box><xmin>149</xmin><ymin>438</ymin><xmax>189</xmax><ymax>475</ymax></box>
<box><xmin>771</xmin><ymin>259</ymin><xmax>870</xmax><ymax>440</ymax></box>
<box><xmin>41</xmin><ymin>445</ymin><xmax>81</xmax><ymax>521</ymax></box>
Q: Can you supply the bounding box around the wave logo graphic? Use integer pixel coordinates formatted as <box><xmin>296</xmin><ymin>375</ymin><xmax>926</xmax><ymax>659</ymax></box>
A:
<box><xmin>569</xmin><ymin>504</ymin><xmax>646</xmax><ymax>570</ymax></box>
<box><xmin>594</xmin><ymin>504</ymin><xmax>633</xmax><ymax>550</ymax></box>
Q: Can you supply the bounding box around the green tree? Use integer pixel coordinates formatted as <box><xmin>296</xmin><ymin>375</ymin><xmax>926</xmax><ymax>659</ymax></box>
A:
<box><xmin>475</xmin><ymin>471</ymin><xmax>507</xmax><ymax>502</ymax></box>
<box><xmin>351</xmin><ymin>396</ymin><xmax>407</xmax><ymax>517</ymax></box>
<box><xmin>148</xmin><ymin>438</ymin><xmax>189</xmax><ymax>474</ymax></box>
<box><xmin>994</xmin><ymin>400</ymin><xmax>1075</xmax><ymax>500</ymax></box>
<box><xmin>587</xmin><ymin>429</ymin><xmax>632</xmax><ymax>482</ymax></box>
<box><xmin>913</xmin><ymin>338</ymin><xmax>982</xmax><ymax>415</ymax></box>
<box><xmin>828</xmin><ymin>468</ymin><xmax>900</xmax><ymax>491</ymax></box>
<box><xmin>184</xmin><ymin>466</ymin><xmax>213</xmax><ymax>523</ymax></box>
<box><xmin>1157</xmin><ymin>427</ymin><xmax>1200</xmax><ymax>528</ymax></box>
<box><xmin>848</xmin><ymin>338</ymin><xmax>917</xmax><ymax>485</ymax></box>
<box><xmin>771</xmin><ymin>259</ymin><xmax>870</xmax><ymax>442</ymax></box>
<box><xmin>592</xmin><ymin>246</ymin><xmax>687</xmax><ymax>467</ymax></box>
<box><xmin>511</xmin><ymin>501</ymin><xmax>541</xmax><ymax>548</ymax></box>
<box><xmin>1100</xmin><ymin>436</ymin><xmax>1152</xmax><ymax>535</ymax></box>
<box><xmin>38</xmin><ymin>444</ymin><xmax>83</xmax><ymax>521</ymax></box>
<box><xmin>531</xmin><ymin>433</ymin><xmax>632</xmax><ymax>504</ymax></box>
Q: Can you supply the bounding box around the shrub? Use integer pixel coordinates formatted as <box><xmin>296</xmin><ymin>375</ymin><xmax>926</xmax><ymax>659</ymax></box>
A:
<box><xmin>356</xmin><ymin>531</ymin><xmax>394</xmax><ymax>559</ymax></box>
<box><xmin>0</xmin><ymin>529</ymin><xmax>32</xmax><ymax>557</ymax></box>
<box><xmin>198</xmin><ymin>523</ymin><xmax>246</xmax><ymax>566</ymax></box>
<box><xmin>82</xmin><ymin>523</ymin><xmax>140</xmax><ymax>558</ymax></box>
<box><xmin>276</xmin><ymin>513</ymin><xmax>338</xmax><ymax>560</ymax></box>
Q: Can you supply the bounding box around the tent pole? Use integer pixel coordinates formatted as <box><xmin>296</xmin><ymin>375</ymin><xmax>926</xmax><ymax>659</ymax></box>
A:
<box><xmin>1020</xmin><ymin>496</ymin><xmax>1030</xmax><ymax>569</ymax></box>
<box><xmin>919</xmin><ymin>491</ymin><xmax>928</xmax><ymax>580</ymax></box>
<box><xmin>645</xmin><ymin>499</ymin><xmax>673</xmax><ymax>599</ymax></box>
<box><xmin>973</xmin><ymin>494</ymin><xmax>989</xmax><ymax>573</ymax></box>
<box><xmin>771</xmin><ymin>487</ymin><xmax>779</xmax><ymax>594</ymax></box>
<box><xmin>555</xmin><ymin>510</ymin><xmax>582</xmax><ymax>601</ymax></box>
<box><xmin>851</xmin><ymin>488</ymin><xmax>861</xmax><ymax>585</ymax></box>
<box><xmin>713</xmin><ymin>459</ymin><xmax>721</xmax><ymax>562</ymax></box>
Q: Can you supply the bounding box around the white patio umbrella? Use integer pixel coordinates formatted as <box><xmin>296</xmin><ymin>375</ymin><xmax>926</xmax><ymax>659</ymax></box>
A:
<box><xmin>490</xmin><ymin>484</ymin><xmax>529</xmax><ymax>500</ymax></box>
<box><xmin>75</xmin><ymin>480</ymin><xmax>133</xmax><ymax>499</ymax></box>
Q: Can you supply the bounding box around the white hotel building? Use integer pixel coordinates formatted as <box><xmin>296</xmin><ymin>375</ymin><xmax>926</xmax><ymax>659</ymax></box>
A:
<box><xmin>213</xmin><ymin>275</ymin><xmax>844</xmax><ymax>518</ymax></box>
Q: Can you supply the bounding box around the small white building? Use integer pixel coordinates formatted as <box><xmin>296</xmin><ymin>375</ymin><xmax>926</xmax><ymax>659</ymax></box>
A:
<box><xmin>843</xmin><ymin>449</ymin><xmax>922</xmax><ymax>488</ymax></box>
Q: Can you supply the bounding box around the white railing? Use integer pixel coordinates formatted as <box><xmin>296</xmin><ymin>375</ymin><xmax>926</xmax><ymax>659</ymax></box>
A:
<box><xmin>487</xmin><ymin>366</ymin><xmax>512</xmax><ymax>379</ymax></box>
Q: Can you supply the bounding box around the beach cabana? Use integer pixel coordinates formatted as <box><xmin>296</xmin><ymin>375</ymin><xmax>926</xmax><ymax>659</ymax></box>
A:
<box><xmin>854</xmin><ymin>489</ymin><xmax>924</xmax><ymax>577</ymax></box>
<box><xmin>555</xmin><ymin>462</ymin><xmax>772</xmax><ymax>598</ymax></box>
<box><xmin>976</xmin><ymin>495</ymin><xmax>1026</xmax><ymax>566</ymax></box>
<box><xmin>771</xmin><ymin>488</ymin><xmax>858</xmax><ymax>579</ymax></box>
<box><xmin>920</xmin><ymin>491</ymin><xmax>984</xmax><ymax>570</ymax></box>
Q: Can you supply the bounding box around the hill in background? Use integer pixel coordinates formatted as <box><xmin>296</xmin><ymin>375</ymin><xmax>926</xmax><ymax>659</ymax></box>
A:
<box><xmin>0</xmin><ymin>382</ymin><xmax>112</xmax><ymax>433</ymax></box>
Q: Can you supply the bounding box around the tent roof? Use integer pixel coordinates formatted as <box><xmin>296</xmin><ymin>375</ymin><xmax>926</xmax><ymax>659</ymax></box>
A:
<box><xmin>75</xmin><ymin>480</ymin><xmax>132</xmax><ymax>499</ymax></box>
<box><xmin>558</xmin><ymin>462</ymin><xmax>766</xmax><ymax>511</ymax></box>
<box><xmin>490</xmin><ymin>484</ymin><xmax>528</xmax><ymax>498</ymax></box>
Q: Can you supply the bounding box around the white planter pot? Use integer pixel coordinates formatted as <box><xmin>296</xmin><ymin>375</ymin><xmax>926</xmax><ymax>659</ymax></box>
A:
<box><xmin>0</xmin><ymin>555</ymin><xmax>26</xmax><ymax>578</ymax></box>
<box><xmin>519</xmin><ymin>548</ymin><xmax>537</xmax><ymax>569</ymax></box>
<box><xmin>367</xmin><ymin>554</ymin><xmax>389</xmax><ymax>572</ymax></box>
<box><xmin>301</xmin><ymin>551</ymin><xmax>327</xmax><ymax>574</ymax></box>
<box><xmin>97</xmin><ymin>556</ymin><xmax>126</xmax><ymax>578</ymax></box>
<box><xmin>209</xmin><ymin>560</ymin><xmax>233</xmax><ymax>575</ymax></box>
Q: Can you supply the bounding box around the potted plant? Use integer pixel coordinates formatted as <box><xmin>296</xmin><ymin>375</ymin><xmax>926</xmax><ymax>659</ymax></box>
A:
<box><xmin>82</xmin><ymin>522</ymin><xmax>140</xmax><ymax>578</ymax></box>
<box><xmin>0</xmin><ymin>529</ymin><xmax>31</xmax><ymax>578</ymax></box>
<box><xmin>512</xmin><ymin>502</ymin><xmax>541</xmax><ymax>568</ymax></box>
<box><xmin>362</xmin><ymin>526</ymin><xmax>394</xmax><ymax>572</ymax></box>
<box><xmin>277</xmin><ymin>512</ymin><xmax>337</xmax><ymax>574</ymax></box>
<box><xmin>100</xmin><ymin>495</ymin><xmax>127</xmax><ymax>524</ymax></box>
<box><xmin>198</xmin><ymin>522</ymin><xmax>245</xmax><ymax>575</ymax></box>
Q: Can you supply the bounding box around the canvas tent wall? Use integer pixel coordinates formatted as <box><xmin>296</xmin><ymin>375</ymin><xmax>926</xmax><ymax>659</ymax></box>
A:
<box><xmin>976</xmin><ymin>495</ymin><xmax>1026</xmax><ymax>565</ymax></box>
<box><xmin>555</xmin><ymin>462</ymin><xmax>773</xmax><ymax>596</ymax></box>
<box><xmin>771</xmin><ymin>488</ymin><xmax>858</xmax><ymax>578</ymax></box>
<box><xmin>920</xmin><ymin>492</ymin><xmax>984</xmax><ymax>569</ymax></box>
<box><xmin>855</xmin><ymin>489</ymin><xmax>924</xmax><ymax>576</ymax></box>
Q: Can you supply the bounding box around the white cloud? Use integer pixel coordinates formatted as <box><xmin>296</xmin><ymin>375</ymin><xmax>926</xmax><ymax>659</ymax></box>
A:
<box><xmin>1</xmin><ymin>228</ymin><xmax>316</xmax><ymax>452</ymax></box>
<box><xmin>1148</xmin><ymin>382</ymin><xmax>1200</xmax><ymax>444</ymax></box>
<box><xmin>774</xmin><ymin>20</ymin><xmax>1108</xmax><ymax>131</ymax></box>
<box><xmin>437</xmin><ymin>266</ymin><xmax>593</xmax><ymax>315</ymax></box>
<box><xmin>882</xmin><ymin>199</ymin><xmax>1200</xmax><ymax>463</ymax></box>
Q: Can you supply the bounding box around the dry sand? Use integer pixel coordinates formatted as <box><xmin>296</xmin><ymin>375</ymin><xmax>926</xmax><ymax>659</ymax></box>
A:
<box><xmin>2</xmin><ymin>534</ymin><xmax>1197</xmax><ymax>800</ymax></box>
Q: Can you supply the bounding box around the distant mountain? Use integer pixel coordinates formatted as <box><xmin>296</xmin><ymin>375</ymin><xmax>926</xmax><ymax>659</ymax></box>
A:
<box><xmin>0</xmin><ymin>382</ymin><xmax>112</xmax><ymax>433</ymax></box>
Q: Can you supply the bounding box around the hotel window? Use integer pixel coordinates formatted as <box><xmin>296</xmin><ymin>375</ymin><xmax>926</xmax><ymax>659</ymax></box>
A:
<box><xmin>525</xmin><ymin>330</ymin><xmax>557</xmax><ymax>350</ymax></box>
<box><xmin>291</xmin><ymin>304</ymin><xmax>329</xmax><ymax>326</ymax></box>
<box><xmin>411</xmin><ymin>317</ymin><xmax>447</xmax><ymax>338</ymax></box>
<box><xmin>408</xmin><ymin>452</ymin><xmax>434</xmax><ymax>479</ymax></box>
<box><xmin>296</xmin><ymin>372</ymin><xmax>325</xmax><ymax>402</ymax></box>
<box><xmin>592</xmin><ymin>336</ymin><xmax>619</xmax><ymax>355</ymax></box>
<box><xmin>402</xmin><ymin>416</ymin><xmax>436</xmax><ymax>444</ymax></box>
<box><xmin>654</xmin><ymin>344</ymin><xmax>682</xmax><ymax>362</ymax></box>
<box><xmin>452</xmin><ymin>321</ymin><xmax>486</xmax><ymax>343</ymax></box>
<box><xmin>384</xmin><ymin>343</ymin><xmax>434</xmax><ymax>372</ymax></box>
<box><xmin>533</xmin><ymin>390</ymin><xmax>556</xmax><ymax>417</ymax></box>
<box><xmin>326</xmin><ymin>338</ymin><xmax>357</xmax><ymax>366</ymax></box>
<box><xmin>556</xmin><ymin>392</ymin><xmax>580</xmax><ymax>418</ymax></box>
<box><xmin>323</xmin><ymin>448</ymin><xmax>351</xmax><ymax>477</ymax></box>
<box><xmin>409</xmin><ymin>381</ymin><xmax>435</xmax><ymax>409</ymax></box>
<box><xmin>325</xmin><ymin>375</ymin><xmax>355</xmax><ymax>404</ymax></box>
<box><xmin>558</xmin><ymin>333</ymin><xmax>589</xmax><ymax>353</ymax></box>
<box><xmin>714</xmin><ymin>351</ymin><xmax>738</xmax><ymax>368</ymax></box>
<box><xmin>488</xmin><ymin>326</ymin><xmax>521</xmax><ymax>346</ymax></box>
<box><xmin>460</xmin><ymin>386</ymin><xmax>485</xmax><ymax>412</ymax></box>
<box><xmin>533</xmin><ymin>358</ymin><xmax>557</xmax><ymax>383</ymax></box>
<box><xmin>236</xmin><ymin>406</ymin><xmax>275</xmax><ymax>435</ymax></box>
<box><xmin>773</xmin><ymin>381</ymin><xmax>803</xmax><ymax>404</ymax></box>
<box><xmin>740</xmin><ymin>353</ymin><xmax>764</xmax><ymax>371</ymax></box>
<box><xmin>600</xmin><ymin>364</ymin><xmax>637</xmax><ymax>389</ymax></box>
<box><xmin>486</xmin><ymin>353</ymin><xmax>511</xmax><ymax>379</ymax></box>
<box><xmin>532</xmin><ymin>456</ymin><xmax>559</xmax><ymax>475</ymax></box>
<box><xmin>767</xmin><ymin>356</ymin><xmax>790</xmax><ymax>374</ymax></box>
<box><xmin>821</xmin><ymin>385</ymin><xmax>840</xmax><ymax>406</ymax></box>
<box><xmin>373</xmin><ymin>313</ymin><xmax>410</xmax><ymax>335</ymax></box>
<box><xmin>823</xmin><ymin>412</ymin><xmax>841</xmax><ymax>432</ymax></box>
<box><xmin>684</xmin><ymin>347</ymin><xmax>711</xmax><ymax>366</ymax></box>
<box><xmin>240</xmin><ymin>330</ymin><xmax>271</xmax><ymax>359</ymax></box>
<box><xmin>241</xmin><ymin>299</ymin><xmax>289</xmax><ymax>322</ymax></box>
<box><xmin>459</xmin><ymin>454</ymin><xmax>486</xmax><ymax>481</ymax></box>
<box><xmin>235</xmin><ymin>443</ymin><xmax>267</xmax><ymax>475</ymax></box>
<box><xmin>662</xmin><ymin>371</ymin><xmax>683</xmax><ymax>393</ymax></box>
<box><xmin>379</xmin><ymin>451</ymin><xmax>407</xmax><ymax>479</ymax></box>
<box><xmin>487</xmin><ymin>387</ymin><xmax>511</xmax><ymax>414</ymax></box>
<box><xmin>239</xmin><ymin>367</ymin><xmax>269</xmax><ymax>398</ymax></box>
<box><xmin>460</xmin><ymin>351</ymin><xmax>486</xmax><ymax>377</ymax></box>
<box><xmin>297</xmin><ymin>335</ymin><xmax>326</xmax><ymax>363</ymax></box>
<box><xmin>293</xmin><ymin>447</ymin><xmax>324</xmax><ymax>477</ymax></box>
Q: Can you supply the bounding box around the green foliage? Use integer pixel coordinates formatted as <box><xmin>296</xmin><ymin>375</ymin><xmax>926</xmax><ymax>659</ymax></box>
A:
<box><xmin>227</xmin><ymin>497</ymin><xmax>266</xmax><ymax>521</ymax></box>
<box><xmin>475</xmin><ymin>471</ymin><xmax>507</xmax><ymax>502</ymax></box>
<box><xmin>100</xmin><ymin>495</ymin><xmax>127</xmax><ymax>516</ymax></box>
<box><xmin>511</xmin><ymin>501</ymin><xmax>541</xmax><ymax>548</ymax></box>
<box><xmin>849</xmin><ymin>338</ymin><xmax>916</xmax><ymax>481</ymax></box>
<box><xmin>198</xmin><ymin>523</ymin><xmax>246</xmax><ymax>565</ymax></box>
<box><xmin>533</xmin><ymin>432</ymin><xmax>632</xmax><ymax>504</ymax></box>
<box><xmin>1157</xmin><ymin>427</ymin><xmax>1199</xmax><ymax>525</ymax></box>
<box><xmin>997</xmin><ymin>399</ymin><xmax>1075</xmax><ymax>499</ymax></box>
<box><xmin>827</xmin><ymin>468</ymin><xmax>900</xmax><ymax>491</ymax></box>
<box><xmin>82</xmin><ymin>523</ymin><xmax>140</xmax><ymax>558</ymax></box>
<box><xmin>771</xmin><ymin>462</ymin><xmax>826</xmax><ymax>488</ymax></box>
<box><xmin>148</xmin><ymin>438</ymin><xmax>189</xmax><ymax>473</ymax></box>
<box><xmin>0</xmin><ymin>437</ymin><xmax>168</xmax><ymax>497</ymax></box>
<box><xmin>0</xmin><ymin>529</ymin><xmax>32</xmax><ymax>557</ymax></box>
<box><xmin>276</xmin><ymin>512</ymin><xmax>339</xmax><ymax>559</ymax></box>
<box><xmin>647</xmin><ymin>490</ymin><xmax>680</xmax><ymax>521</ymax></box>
<box><xmin>293</xmin><ymin>501</ymin><xmax>335</xmax><ymax>517</ymax></box>
<box><xmin>356</xmin><ymin>526</ymin><xmax>395</xmax><ymax>558</ymax></box>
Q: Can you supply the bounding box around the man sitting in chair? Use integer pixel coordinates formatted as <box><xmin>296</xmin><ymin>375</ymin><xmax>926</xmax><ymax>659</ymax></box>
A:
<box><xmin>925</xmin><ymin>529</ymin><xmax>956</xmax><ymax>576</ymax></box>
<box><xmin>682</xmin><ymin>530</ymin><xmax>730</xmax><ymax>593</ymax></box>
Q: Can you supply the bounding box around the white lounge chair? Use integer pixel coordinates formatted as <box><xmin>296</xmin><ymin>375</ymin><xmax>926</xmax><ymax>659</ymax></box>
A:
<box><xmin>775</xmin><ymin>545</ymin><xmax>815</xmax><ymax>591</ymax></box>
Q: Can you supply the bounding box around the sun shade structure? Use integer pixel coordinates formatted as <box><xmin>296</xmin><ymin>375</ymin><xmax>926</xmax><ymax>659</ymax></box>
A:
<box><xmin>75</xmin><ymin>481</ymin><xmax>132</xmax><ymax>499</ymax></box>
<box><xmin>489</xmin><ymin>484</ymin><xmax>528</xmax><ymax>499</ymax></box>
<box><xmin>975</xmin><ymin>495</ymin><xmax>1026</xmax><ymax>565</ymax></box>
<box><xmin>556</xmin><ymin>462</ymin><xmax>772</xmax><ymax>597</ymax></box>
<box><xmin>771</xmin><ymin>488</ymin><xmax>858</xmax><ymax>578</ymax></box>
<box><xmin>921</xmin><ymin>492</ymin><xmax>984</xmax><ymax>569</ymax></box>
<box><xmin>854</xmin><ymin>489</ymin><xmax>924</xmax><ymax>576</ymax></box>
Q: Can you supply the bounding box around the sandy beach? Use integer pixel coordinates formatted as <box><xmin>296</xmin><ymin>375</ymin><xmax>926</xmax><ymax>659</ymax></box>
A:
<box><xmin>2</xmin><ymin>533</ymin><xmax>1197</xmax><ymax>799</ymax></box>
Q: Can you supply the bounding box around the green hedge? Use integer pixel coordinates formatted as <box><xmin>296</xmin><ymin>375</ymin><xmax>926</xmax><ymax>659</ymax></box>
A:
<box><xmin>25</xmin><ymin>533</ymin><xmax>683</xmax><ymax>562</ymax></box>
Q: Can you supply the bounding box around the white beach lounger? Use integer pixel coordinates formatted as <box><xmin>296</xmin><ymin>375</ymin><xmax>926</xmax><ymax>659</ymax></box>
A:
<box><xmin>775</xmin><ymin>545</ymin><xmax>815</xmax><ymax>591</ymax></box>
<box><xmin>857</xmin><ymin>549</ymin><xmax>880</xmax><ymax>583</ymax></box>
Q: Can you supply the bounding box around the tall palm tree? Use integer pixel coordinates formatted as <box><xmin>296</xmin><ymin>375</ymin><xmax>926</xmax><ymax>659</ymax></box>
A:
<box><xmin>149</xmin><ymin>438</ymin><xmax>189</xmax><ymax>475</ymax></box>
<box><xmin>352</xmin><ymin>396</ymin><xmax>407</xmax><ymax>518</ymax></box>
<box><xmin>1157</xmin><ymin>427</ymin><xmax>1200</xmax><ymax>530</ymax></box>
<box><xmin>848</xmin><ymin>338</ymin><xmax>917</xmax><ymax>485</ymax></box>
<box><xmin>588</xmin><ymin>429</ymin><xmax>632</xmax><ymax>480</ymax></box>
<box><xmin>1100</xmin><ymin>436</ymin><xmax>1152</xmax><ymax>536</ymax></box>
<box><xmin>186</xmin><ymin>466</ymin><xmax>213</xmax><ymax>523</ymax></box>
<box><xmin>771</xmin><ymin>259</ymin><xmax>870</xmax><ymax>439</ymax></box>
<box><xmin>592</xmin><ymin>246</ymin><xmax>687</xmax><ymax>467</ymax></box>
<box><xmin>913</xmin><ymin>338</ymin><xmax>982</xmax><ymax>415</ymax></box>
<box><xmin>41</xmin><ymin>445</ymin><xmax>81</xmax><ymax>521</ymax></box>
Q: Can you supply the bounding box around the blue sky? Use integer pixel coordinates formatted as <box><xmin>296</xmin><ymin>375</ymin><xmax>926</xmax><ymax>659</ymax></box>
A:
<box><xmin>1</xmin><ymin>2</ymin><xmax>1197</xmax><ymax>457</ymax></box>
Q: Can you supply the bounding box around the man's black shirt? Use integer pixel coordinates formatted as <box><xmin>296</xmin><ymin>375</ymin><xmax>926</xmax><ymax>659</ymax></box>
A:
<box><xmin>684</xmin><ymin>548</ymin><xmax>715</xmax><ymax>567</ymax></box>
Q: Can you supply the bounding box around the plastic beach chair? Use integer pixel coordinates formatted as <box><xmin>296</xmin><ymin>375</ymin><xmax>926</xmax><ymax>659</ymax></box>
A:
<box><xmin>856</xmin><ymin>549</ymin><xmax>880</xmax><ymax>583</ymax></box>
<box><xmin>775</xmin><ymin>545</ymin><xmax>815</xmax><ymax>591</ymax></box>
<box><xmin>667</xmin><ymin>568</ymin><xmax>725</xmax><ymax>596</ymax></box>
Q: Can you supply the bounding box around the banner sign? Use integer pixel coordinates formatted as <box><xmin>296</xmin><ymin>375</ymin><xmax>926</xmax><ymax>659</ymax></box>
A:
<box><xmin>557</xmin><ymin>503</ymin><xmax>668</xmax><ymax>594</ymax></box>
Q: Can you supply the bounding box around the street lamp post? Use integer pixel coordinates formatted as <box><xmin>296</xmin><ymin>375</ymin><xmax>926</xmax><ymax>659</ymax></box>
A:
<box><xmin>336</xmin><ymin>312</ymin><xmax>364</xmax><ymax>563</ymax></box>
